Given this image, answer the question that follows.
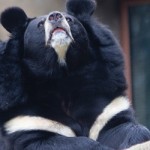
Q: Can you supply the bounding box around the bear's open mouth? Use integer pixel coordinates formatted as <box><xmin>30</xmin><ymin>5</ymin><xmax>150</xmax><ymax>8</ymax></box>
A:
<box><xmin>52</xmin><ymin>27</ymin><xmax>66</xmax><ymax>34</ymax></box>
<box><xmin>50</xmin><ymin>27</ymin><xmax>67</xmax><ymax>40</ymax></box>
<box><xmin>49</xmin><ymin>27</ymin><xmax>72</xmax><ymax>41</ymax></box>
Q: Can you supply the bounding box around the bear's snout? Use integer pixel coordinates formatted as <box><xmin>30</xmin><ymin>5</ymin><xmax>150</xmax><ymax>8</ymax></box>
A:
<box><xmin>46</xmin><ymin>11</ymin><xmax>67</xmax><ymax>29</ymax></box>
<box><xmin>44</xmin><ymin>11</ymin><xmax>74</xmax><ymax>65</ymax></box>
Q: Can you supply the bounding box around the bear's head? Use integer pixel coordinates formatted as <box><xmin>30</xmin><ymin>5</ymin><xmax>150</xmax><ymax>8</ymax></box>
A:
<box><xmin>1</xmin><ymin>0</ymin><xmax>97</xmax><ymax>78</ymax></box>
<box><xmin>0</xmin><ymin>0</ymin><xmax>126</xmax><ymax>110</ymax></box>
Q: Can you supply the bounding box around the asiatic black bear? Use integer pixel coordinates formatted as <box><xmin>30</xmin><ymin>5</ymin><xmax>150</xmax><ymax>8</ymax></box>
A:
<box><xmin>0</xmin><ymin>0</ymin><xmax>150</xmax><ymax>149</ymax></box>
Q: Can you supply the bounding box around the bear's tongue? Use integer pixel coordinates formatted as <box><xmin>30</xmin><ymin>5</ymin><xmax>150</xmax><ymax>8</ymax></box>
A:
<box><xmin>52</xmin><ymin>28</ymin><xmax>66</xmax><ymax>34</ymax></box>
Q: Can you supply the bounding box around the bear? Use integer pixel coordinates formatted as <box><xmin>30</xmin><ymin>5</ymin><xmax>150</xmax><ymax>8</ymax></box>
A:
<box><xmin>0</xmin><ymin>0</ymin><xmax>150</xmax><ymax>149</ymax></box>
<box><xmin>0</xmin><ymin>41</ymin><xmax>6</xmax><ymax>55</ymax></box>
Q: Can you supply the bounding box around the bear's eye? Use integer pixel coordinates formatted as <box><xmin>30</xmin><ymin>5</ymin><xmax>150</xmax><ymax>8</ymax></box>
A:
<box><xmin>37</xmin><ymin>19</ymin><xmax>46</xmax><ymax>28</ymax></box>
<box><xmin>66</xmin><ymin>17</ymin><xmax>72</xmax><ymax>23</ymax></box>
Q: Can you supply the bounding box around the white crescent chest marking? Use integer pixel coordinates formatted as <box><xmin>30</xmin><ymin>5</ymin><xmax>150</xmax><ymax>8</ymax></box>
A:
<box><xmin>4</xmin><ymin>116</ymin><xmax>76</xmax><ymax>137</ymax></box>
<box><xmin>4</xmin><ymin>96</ymin><xmax>130</xmax><ymax>140</ymax></box>
<box><xmin>89</xmin><ymin>96</ymin><xmax>130</xmax><ymax>140</ymax></box>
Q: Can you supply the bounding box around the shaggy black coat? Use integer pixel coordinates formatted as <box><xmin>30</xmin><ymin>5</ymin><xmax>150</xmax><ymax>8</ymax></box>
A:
<box><xmin>0</xmin><ymin>0</ymin><xmax>150</xmax><ymax>149</ymax></box>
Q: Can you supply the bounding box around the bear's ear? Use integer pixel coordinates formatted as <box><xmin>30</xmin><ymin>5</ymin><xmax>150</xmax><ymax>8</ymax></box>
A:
<box><xmin>0</xmin><ymin>7</ymin><xmax>28</xmax><ymax>33</ymax></box>
<box><xmin>66</xmin><ymin>0</ymin><xmax>96</xmax><ymax>17</ymax></box>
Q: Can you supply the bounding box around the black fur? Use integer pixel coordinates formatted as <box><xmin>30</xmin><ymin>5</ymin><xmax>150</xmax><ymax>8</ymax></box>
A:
<box><xmin>0</xmin><ymin>41</ymin><xmax>6</xmax><ymax>55</ymax></box>
<box><xmin>0</xmin><ymin>7</ymin><xmax>28</xmax><ymax>33</ymax></box>
<box><xmin>66</xmin><ymin>0</ymin><xmax>96</xmax><ymax>16</ymax></box>
<box><xmin>0</xmin><ymin>0</ymin><xmax>150</xmax><ymax>149</ymax></box>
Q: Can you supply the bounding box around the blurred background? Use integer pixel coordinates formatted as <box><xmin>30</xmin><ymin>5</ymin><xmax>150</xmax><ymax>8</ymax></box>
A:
<box><xmin>0</xmin><ymin>0</ymin><xmax>150</xmax><ymax>129</ymax></box>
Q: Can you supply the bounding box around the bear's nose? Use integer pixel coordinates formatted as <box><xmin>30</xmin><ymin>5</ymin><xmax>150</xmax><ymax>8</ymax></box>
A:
<box><xmin>48</xmin><ymin>12</ymin><xmax>63</xmax><ymax>22</ymax></box>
